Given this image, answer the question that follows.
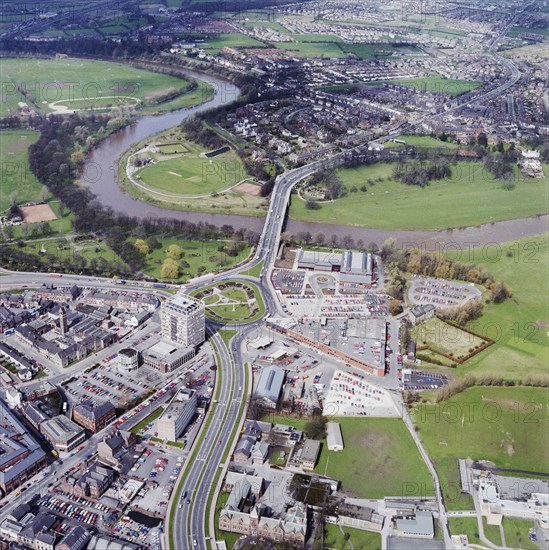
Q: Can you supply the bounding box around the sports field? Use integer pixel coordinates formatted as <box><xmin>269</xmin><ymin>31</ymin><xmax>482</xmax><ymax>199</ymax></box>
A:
<box><xmin>0</xmin><ymin>130</ymin><xmax>42</xmax><ymax>212</ymax></box>
<box><xmin>119</xmin><ymin>129</ymin><xmax>266</xmax><ymax>216</ymax></box>
<box><xmin>386</xmin><ymin>76</ymin><xmax>482</xmax><ymax>96</ymax></box>
<box><xmin>412</xmin><ymin>386</ymin><xmax>549</xmax><ymax>508</ymax></box>
<box><xmin>289</xmin><ymin>161</ymin><xmax>549</xmax><ymax>230</ymax></box>
<box><xmin>0</xmin><ymin>57</ymin><xmax>194</xmax><ymax>117</ymax></box>
<box><xmin>264</xmin><ymin>415</ymin><xmax>434</xmax><ymax>499</ymax></box>
<box><xmin>134</xmin><ymin>139</ymin><xmax>246</xmax><ymax>196</ymax></box>
<box><xmin>446</xmin><ymin>235</ymin><xmax>549</xmax><ymax>380</ymax></box>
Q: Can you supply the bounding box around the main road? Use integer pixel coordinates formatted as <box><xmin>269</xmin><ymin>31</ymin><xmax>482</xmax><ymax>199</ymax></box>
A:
<box><xmin>166</xmin><ymin>33</ymin><xmax>532</xmax><ymax>547</ymax></box>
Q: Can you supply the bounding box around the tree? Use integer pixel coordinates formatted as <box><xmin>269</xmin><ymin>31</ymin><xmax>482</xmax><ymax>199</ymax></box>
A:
<box><xmin>324</xmin><ymin>175</ymin><xmax>345</xmax><ymax>200</ymax></box>
<box><xmin>70</xmin><ymin>151</ymin><xmax>85</xmax><ymax>165</ymax></box>
<box><xmin>3</xmin><ymin>225</ymin><xmax>14</xmax><ymax>240</ymax></box>
<box><xmin>40</xmin><ymin>186</ymin><xmax>49</xmax><ymax>202</ymax></box>
<box><xmin>305</xmin><ymin>199</ymin><xmax>321</xmax><ymax>210</ymax></box>
<box><xmin>304</xmin><ymin>415</ymin><xmax>328</xmax><ymax>440</ymax></box>
<box><xmin>315</xmin><ymin>232</ymin><xmax>325</xmax><ymax>245</ymax></box>
<box><xmin>389</xmin><ymin>299</ymin><xmax>403</xmax><ymax>316</ymax></box>
<box><xmin>166</xmin><ymin>244</ymin><xmax>182</xmax><ymax>260</ymax></box>
<box><xmin>9</xmin><ymin>191</ymin><xmax>17</xmax><ymax>206</ymax></box>
<box><xmin>161</xmin><ymin>259</ymin><xmax>179</xmax><ymax>279</ymax></box>
<box><xmin>134</xmin><ymin>239</ymin><xmax>150</xmax><ymax>255</ymax></box>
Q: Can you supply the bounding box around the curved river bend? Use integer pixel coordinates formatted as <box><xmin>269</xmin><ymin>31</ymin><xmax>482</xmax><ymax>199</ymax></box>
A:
<box><xmin>82</xmin><ymin>69</ymin><xmax>548</xmax><ymax>246</ymax></box>
<box><xmin>81</xmin><ymin>70</ymin><xmax>265</xmax><ymax>232</ymax></box>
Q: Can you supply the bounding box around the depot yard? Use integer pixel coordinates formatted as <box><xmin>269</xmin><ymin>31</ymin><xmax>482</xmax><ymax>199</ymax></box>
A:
<box><xmin>411</xmin><ymin>386</ymin><xmax>549</xmax><ymax>509</ymax></box>
<box><xmin>289</xmin><ymin>161</ymin><xmax>549</xmax><ymax>230</ymax></box>
<box><xmin>0</xmin><ymin>57</ymin><xmax>196</xmax><ymax>116</ymax></box>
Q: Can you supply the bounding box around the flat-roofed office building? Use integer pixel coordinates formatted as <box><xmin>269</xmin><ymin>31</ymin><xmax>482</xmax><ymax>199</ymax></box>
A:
<box><xmin>156</xmin><ymin>388</ymin><xmax>197</xmax><ymax>441</ymax></box>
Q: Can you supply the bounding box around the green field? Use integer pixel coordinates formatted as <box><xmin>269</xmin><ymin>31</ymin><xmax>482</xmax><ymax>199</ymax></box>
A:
<box><xmin>413</xmin><ymin>317</ymin><xmax>486</xmax><ymax>360</ymax></box>
<box><xmin>263</xmin><ymin>416</ymin><xmax>434</xmax><ymax>499</ymax></box>
<box><xmin>22</xmin><ymin>237</ymin><xmax>122</xmax><ymax>265</ymax></box>
<box><xmin>239</xmin><ymin>259</ymin><xmax>263</xmax><ymax>278</ymax></box>
<box><xmin>384</xmin><ymin>134</ymin><xmax>460</xmax><ymax>149</ymax></box>
<box><xmin>412</xmin><ymin>387</ymin><xmax>549</xmax><ymax>509</ymax></box>
<box><xmin>448</xmin><ymin>517</ymin><xmax>482</xmax><ymax>544</ymax></box>
<box><xmin>386</xmin><ymin>77</ymin><xmax>482</xmax><ymax>96</ymax></box>
<box><xmin>446</xmin><ymin>235</ymin><xmax>549</xmax><ymax>380</ymax></box>
<box><xmin>289</xmin><ymin>161</ymin><xmax>549</xmax><ymax>230</ymax></box>
<box><xmin>324</xmin><ymin>523</ymin><xmax>382</xmax><ymax>550</ymax></box>
<box><xmin>274</xmin><ymin>38</ymin><xmax>347</xmax><ymax>58</ymax></box>
<box><xmin>0</xmin><ymin>131</ymin><xmax>42</xmax><ymax>212</ymax></box>
<box><xmin>135</xmin><ymin>140</ymin><xmax>246</xmax><ymax>196</ymax></box>
<box><xmin>340</xmin><ymin>42</ymin><xmax>422</xmax><ymax>59</ymax></box>
<box><xmin>502</xmin><ymin>518</ymin><xmax>538</xmax><ymax>550</ymax></box>
<box><xmin>0</xmin><ymin>57</ymin><xmax>195</xmax><ymax>117</ymax></box>
<box><xmin>448</xmin><ymin>517</ymin><xmax>505</xmax><ymax>546</ymax></box>
<box><xmin>202</xmin><ymin>32</ymin><xmax>267</xmax><ymax>52</ymax></box>
<box><xmin>132</xmin><ymin>238</ymin><xmax>250</xmax><ymax>282</ymax></box>
<box><xmin>508</xmin><ymin>25</ymin><xmax>549</xmax><ymax>37</ymax></box>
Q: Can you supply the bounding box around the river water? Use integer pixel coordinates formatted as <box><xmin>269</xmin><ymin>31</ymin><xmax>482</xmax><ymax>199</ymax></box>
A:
<box><xmin>82</xmin><ymin>69</ymin><xmax>548</xmax><ymax>246</ymax></box>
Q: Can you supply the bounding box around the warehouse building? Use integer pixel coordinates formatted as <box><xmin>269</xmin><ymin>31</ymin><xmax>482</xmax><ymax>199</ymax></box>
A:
<box><xmin>157</xmin><ymin>388</ymin><xmax>197</xmax><ymax>441</ymax></box>
<box><xmin>0</xmin><ymin>399</ymin><xmax>48</xmax><ymax>495</ymax></box>
<box><xmin>296</xmin><ymin>249</ymin><xmax>376</xmax><ymax>287</ymax></box>
<box><xmin>41</xmin><ymin>415</ymin><xmax>86</xmax><ymax>453</ymax></box>
<box><xmin>254</xmin><ymin>366</ymin><xmax>285</xmax><ymax>408</ymax></box>
<box><xmin>326</xmin><ymin>422</ymin><xmax>344</xmax><ymax>451</ymax></box>
<box><xmin>395</xmin><ymin>510</ymin><xmax>434</xmax><ymax>538</ymax></box>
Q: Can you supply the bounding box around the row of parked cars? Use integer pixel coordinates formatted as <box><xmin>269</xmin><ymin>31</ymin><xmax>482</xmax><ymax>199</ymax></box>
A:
<box><xmin>41</xmin><ymin>497</ymin><xmax>98</xmax><ymax>526</ymax></box>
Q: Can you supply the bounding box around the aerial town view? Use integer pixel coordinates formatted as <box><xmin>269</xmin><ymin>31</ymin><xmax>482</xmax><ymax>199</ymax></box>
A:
<box><xmin>0</xmin><ymin>0</ymin><xmax>547</xmax><ymax>549</ymax></box>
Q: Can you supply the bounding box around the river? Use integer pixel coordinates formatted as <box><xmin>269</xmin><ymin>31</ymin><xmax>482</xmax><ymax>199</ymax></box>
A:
<box><xmin>82</xmin><ymin>69</ymin><xmax>548</xmax><ymax>246</ymax></box>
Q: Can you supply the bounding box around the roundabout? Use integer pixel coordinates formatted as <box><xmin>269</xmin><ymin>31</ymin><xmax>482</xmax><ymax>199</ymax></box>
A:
<box><xmin>191</xmin><ymin>279</ymin><xmax>266</xmax><ymax>324</ymax></box>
